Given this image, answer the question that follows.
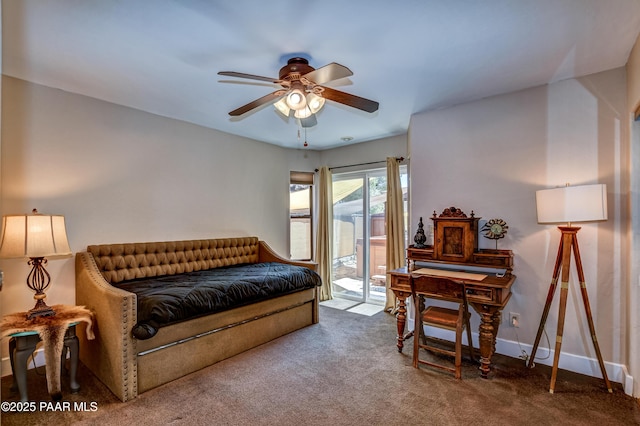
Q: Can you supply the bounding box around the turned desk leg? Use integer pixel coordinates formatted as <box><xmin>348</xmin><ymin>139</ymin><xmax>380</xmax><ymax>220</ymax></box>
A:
<box><xmin>476</xmin><ymin>308</ymin><xmax>502</xmax><ymax>378</ymax></box>
<box><xmin>396</xmin><ymin>293</ymin><xmax>408</xmax><ymax>352</ymax></box>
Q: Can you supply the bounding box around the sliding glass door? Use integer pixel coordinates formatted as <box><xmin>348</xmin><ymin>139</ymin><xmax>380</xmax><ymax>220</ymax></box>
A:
<box><xmin>332</xmin><ymin>168</ymin><xmax>399</xmax><ymax>304</ymax></box>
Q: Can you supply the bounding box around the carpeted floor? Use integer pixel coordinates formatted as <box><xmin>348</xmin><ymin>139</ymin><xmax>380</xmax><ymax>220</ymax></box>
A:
<box><xmin>1</xmin><ymin>305</ymin><xmax>639</xmax><ymax>426</ymax></box>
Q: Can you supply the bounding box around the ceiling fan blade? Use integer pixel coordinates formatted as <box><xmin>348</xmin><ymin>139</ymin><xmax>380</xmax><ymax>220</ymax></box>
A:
<box><xmin>303</xmin><ymin>63</ymin><xmax>353</xmax><ymax>85</ymax></box>
<box><xmin>300</xmin><ymin>114</ymin><xmax>318</xmax><ymax>128</ymax></box>
<box><xmin>320</xmin><ymin>87</ymin><xmax>379</xmax><ymax>113</ymax></box>
<box><xmin>218</xmin><ymin>71</ymin><xmax>281</xmax><ymax>84</ymax></box>
<box><xmin>228</xmin><ymin>91</ymin><xmax>286</xmax><ymax>116</ymax></box>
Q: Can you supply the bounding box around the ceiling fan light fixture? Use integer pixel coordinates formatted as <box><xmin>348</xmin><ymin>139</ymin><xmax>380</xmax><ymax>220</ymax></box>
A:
<box><xmin>306</xmin><ymin>93</ymin><xmax>325</xmax><ymax>114</ymax></box>
<box><xmin>294</xmin><ymin>106</ymin><xmax>313</xmax><ymax>119</ymax></box>
<box><xmin>286</xmin><ymin>88</ymin><xmax>307</xmax><ymax>110</ymax></box>
<box><xmin>220</xmin><ymin>58</ymin><xmax>378</xmax><ymax>119</ymax></box>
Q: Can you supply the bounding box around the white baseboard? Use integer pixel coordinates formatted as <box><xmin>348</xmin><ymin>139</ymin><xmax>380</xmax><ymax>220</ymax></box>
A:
<box><xmin>495</xmin><ymin>336</ymin><xmax>633</xmax><ymax>396</ymax></box>
<box><xmin>425</xmin><ymin>327</ymin><xmax>634</xmax><ymax>396</ymax></box>
<box><xmin>1</xmin><ymin>348</ymin><xmax>47</xmax><ymax>378</ymax></box>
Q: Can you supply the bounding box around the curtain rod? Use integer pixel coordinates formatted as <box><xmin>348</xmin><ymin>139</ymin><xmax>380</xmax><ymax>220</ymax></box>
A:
<box><xmin>315</xmin><ymin>156</ymin><xmax>404</xmax><ymax>172</ymax></box>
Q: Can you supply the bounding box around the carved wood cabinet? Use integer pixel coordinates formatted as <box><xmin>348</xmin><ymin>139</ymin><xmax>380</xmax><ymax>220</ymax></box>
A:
<box><xmin>433</xmin><ymin>214</ymin><xmax>479</xmax><ymax>263</ymax></box>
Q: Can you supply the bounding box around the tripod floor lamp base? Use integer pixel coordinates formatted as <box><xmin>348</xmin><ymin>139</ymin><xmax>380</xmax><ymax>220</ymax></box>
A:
<box><xmin>528</xmin><ymin>226</ymin><xmax>612</xmax><ymax>394</ymax></box>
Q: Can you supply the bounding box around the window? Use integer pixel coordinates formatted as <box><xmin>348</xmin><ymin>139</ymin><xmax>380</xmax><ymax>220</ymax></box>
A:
<box><xmin>290</xmin><ymin>171</ymin><xmax>314</xmax><ymax>260</ymax></box>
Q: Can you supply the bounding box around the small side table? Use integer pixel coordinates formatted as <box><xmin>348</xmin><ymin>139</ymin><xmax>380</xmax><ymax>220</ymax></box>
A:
<box><xmin>0</xmin><ymin>304</ymin><xmax>94</xmax><ymax>401</ymax></box>
<box><xmin>8</xmin><ymin>324</ymin><xmax>80</xmax><ymax>402</ymax></box>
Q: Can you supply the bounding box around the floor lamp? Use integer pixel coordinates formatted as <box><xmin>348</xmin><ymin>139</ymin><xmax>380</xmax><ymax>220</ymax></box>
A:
<box><xmin>528</xmin><ymin>184</ymin><xmax>612</xmax><ymax>394</ymax></box>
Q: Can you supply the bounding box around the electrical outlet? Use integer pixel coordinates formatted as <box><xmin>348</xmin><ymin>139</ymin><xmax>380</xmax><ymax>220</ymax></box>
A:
<box><xmin>509</xmin><ymin>312</ymin><xmax>520</xmax><ymax>328</ymax></box>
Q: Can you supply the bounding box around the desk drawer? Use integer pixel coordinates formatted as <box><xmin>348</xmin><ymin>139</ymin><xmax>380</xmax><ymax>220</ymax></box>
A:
<box><xmin>390</xmin><ymin>274</ymin><xmax>411</xmax><ymax>292</ymax></box>
<box><xmin>465</xmin><ymin>286</ymin><xmax>495</xmax><ymax>303</ymax></box>
<box><xmin>413</xmin><ymin>276</ymin><xmax>464</xmax><ymax>299</ymax></box>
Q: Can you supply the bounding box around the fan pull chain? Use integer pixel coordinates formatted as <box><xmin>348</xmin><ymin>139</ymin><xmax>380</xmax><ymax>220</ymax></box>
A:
<box><xmin>296</xmin><ymin>122</ymin><xmax>308</xmax><ymax>147</ymax></box>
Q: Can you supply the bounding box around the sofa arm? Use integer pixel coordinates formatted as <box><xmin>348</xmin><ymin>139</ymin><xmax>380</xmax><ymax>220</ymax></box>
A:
<box><xmin>257</xmin><ymin>241</ymin><xmax>318</xmax><ymax>271</ymax></box>
<box><xmin>75</xmin><ymin>252</ymin><xmax>138</xmax><ymax>402</ymax></box>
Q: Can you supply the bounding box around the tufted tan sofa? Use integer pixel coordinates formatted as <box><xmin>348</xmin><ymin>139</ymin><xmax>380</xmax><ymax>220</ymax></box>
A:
<box><xmin>75</xmin><ymin>237</ymin><xmax>319</xmax><ymax>402</ymax></box>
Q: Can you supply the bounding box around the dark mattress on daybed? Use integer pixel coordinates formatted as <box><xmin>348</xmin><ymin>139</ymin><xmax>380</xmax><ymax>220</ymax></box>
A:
<box><xmin>114</xmin><ymin>262</ymin><xmax>322</xmax><ymax>340</ymax></box>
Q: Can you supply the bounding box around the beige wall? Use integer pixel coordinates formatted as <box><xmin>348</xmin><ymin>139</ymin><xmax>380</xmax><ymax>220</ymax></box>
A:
<box><xmin>626</xmin><ymin>32</ymin><xmax>640</xmax><ymax>397</ymax></box>
<box><xmin>318</xmin><ymin>135</ymin><xmax>407</xmax><ymax>171</ymax></box>
<box><xmin>409</xmin><ymin>67</ymin><xmax>632</xmax><ymax>390</ymax></box>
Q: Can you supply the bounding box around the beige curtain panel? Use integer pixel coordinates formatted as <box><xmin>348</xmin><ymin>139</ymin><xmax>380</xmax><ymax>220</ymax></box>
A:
<box><xmin>315</xmin><ymin>166</ymin><xmax>333</xmax><ymax>301</ymax></box>
<box><xmin>385</xmin><ymin>157</ymin><xmax>406</xmax><ymax>313</ymax></box>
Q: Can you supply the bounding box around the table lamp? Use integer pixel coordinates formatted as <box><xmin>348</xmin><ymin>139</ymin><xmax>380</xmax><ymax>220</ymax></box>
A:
<box><xmin>0</xmin><ymin>209</ymin><xmax>72</xmax><ymax>319</ymax></box>
<box><xmin>528</xmin><ymin>184</ymin><xmax>612</xmax><ymax>393</ymax></box>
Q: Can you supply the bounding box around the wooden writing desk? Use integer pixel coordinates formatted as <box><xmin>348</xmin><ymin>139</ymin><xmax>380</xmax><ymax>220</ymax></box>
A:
<box><xmin>390</xmin><ymin>245</ymin><xmax>515</xmax><ymax>378</ymax></box>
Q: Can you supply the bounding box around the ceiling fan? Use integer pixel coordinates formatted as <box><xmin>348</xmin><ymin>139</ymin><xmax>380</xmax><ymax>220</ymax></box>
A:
<box><xmin>218</xmin><ymin>57</ymin><xmax>379</xmax><ymax>128</ymax></box>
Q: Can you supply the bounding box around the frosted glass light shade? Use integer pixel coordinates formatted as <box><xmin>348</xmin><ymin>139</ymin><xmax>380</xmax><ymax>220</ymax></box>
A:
<box><xmin>286</xmin><ymin>89</ymin><xmax>307</xmax><ymax>110</ymax></box>
<box><xmin>306</xmin><ymin>93</ymin><xmax>325</xmax><ymax>113</ymax></box>
<box><xmin>536</xmin><ymin>184</ymin><xmax>607</xmax><ymax>224</ymax></box>
<box><xmin>294</xmin><ymin>106</ymin><xmax>312</xmax><ymax>119</ymax></box>
<box><xmin>274</xmin><ymin>98</ymin><xmax>291</xmax><ymax>116</ymax></box>
<box><xmin>0</xmin><ymin>213</ymin><xmax>72</xmax><ymax>259</ymax></box>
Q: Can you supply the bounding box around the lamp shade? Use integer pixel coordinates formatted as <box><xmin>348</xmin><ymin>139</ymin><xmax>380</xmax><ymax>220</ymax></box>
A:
<box><xmin>306</xmin><ymin>93</ymin><xmax>325</xmax><ymax>114</ymax></box>
<box><xmin>294</xmin><ymin>106</ymin><xmax>312</xmax><ymax>119</ymax></box>
<box><xmin>0</xmin><ymin>213</ymin><xmax>72</xmax><ymax>259</ymax></box>
<box><xmin>536</xmin><ymin>184</ymin><xmax>608</xmax><ymax>224</ymax></box>
<box><xmin>274</xmin><ymin>98</ymin><xmax>291</xmax><ymax>117</ymax></box>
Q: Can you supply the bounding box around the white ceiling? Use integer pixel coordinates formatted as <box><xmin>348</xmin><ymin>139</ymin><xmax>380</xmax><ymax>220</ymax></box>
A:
<box><xmin>3</xmin><ymin>0</ymin><xmax>640</xmax><ymax>150</ymax></box>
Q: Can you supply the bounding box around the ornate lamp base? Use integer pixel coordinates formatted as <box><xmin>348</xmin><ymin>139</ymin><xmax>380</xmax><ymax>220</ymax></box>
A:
<box><xmin>25</xmin><ymin>257</ymin><xmax>57</xmax><ymax>319</ymax></box>
<box><xmin>27</xmin><ymin>293</ymin><xmax>56</xmax><ymax>319</ymax></box>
